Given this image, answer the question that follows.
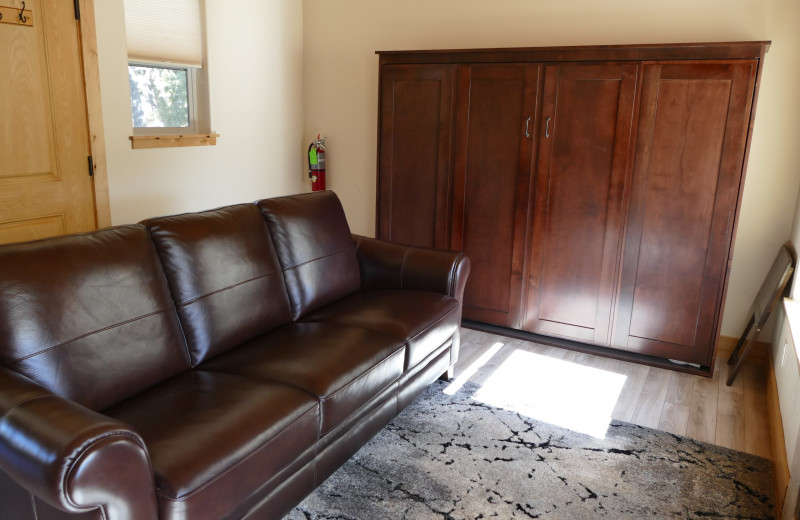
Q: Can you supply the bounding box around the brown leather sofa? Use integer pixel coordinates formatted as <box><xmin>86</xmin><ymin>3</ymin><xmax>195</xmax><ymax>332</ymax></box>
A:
<box><xmin>0</xmin><ymin>191</ymin><xmax>470</xmax><ymax>520</ymax></box>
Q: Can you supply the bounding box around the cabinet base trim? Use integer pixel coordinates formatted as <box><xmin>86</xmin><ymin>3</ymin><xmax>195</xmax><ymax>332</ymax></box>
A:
<box><xmin>462</xmin><ymin>319</ymin><xmax>713</xmax><ymax>377</ymax></box>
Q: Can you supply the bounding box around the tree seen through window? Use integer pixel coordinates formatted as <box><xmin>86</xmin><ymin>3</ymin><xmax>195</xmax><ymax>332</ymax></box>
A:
<box><xmin>129</xmin><ymin>65</ymin><xmax>189</xmax><ymax>128</ymax></box>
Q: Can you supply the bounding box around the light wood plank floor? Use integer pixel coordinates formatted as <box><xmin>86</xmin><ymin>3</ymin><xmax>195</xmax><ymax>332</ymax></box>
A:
<box><xmin>454</xmin><ymin>327</ymin><xmax>772</xmax><ymax>459</ymax></box>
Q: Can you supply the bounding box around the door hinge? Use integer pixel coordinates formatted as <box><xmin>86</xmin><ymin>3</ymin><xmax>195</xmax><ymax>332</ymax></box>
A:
<box><xmin>74</xmin><ymin>0</ymin><xmax>80</xmax><ymax>20</ymax></box>
<box><xmin>87</xmin><ymin>155</ymin><xmax>94</xmax><ymax>177</ymax></box>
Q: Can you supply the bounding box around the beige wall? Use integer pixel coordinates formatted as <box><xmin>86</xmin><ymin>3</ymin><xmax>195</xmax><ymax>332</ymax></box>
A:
<box><xmin>95</xmin><ymin>0</ymin><xmax>305</xmax><ymax>224</ymax></box>
<box><xmin>303</xmin><ymin>0</ymin><xmax>800</xmax><ymax>339</ymax></box>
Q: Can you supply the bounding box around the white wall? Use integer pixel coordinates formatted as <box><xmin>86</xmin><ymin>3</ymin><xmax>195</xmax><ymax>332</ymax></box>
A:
<box><xmin>95</xmin><ymin>0</ymin><xmax>305</xmax><ymax>224</ymax></box>
<box><xmin>94</xmin><ymin>0</ymin><xmax>800</xmax><ymax>342</ymax></box>
<box><xmin>302</xmin><ymin>0</ymin><xmax>800</xmax><ymax>340</ymax></box>
<box><xmin>733</xmin><ymin>0</ymin><xmax>800</xmax><ymax>342</ymax></box>
<box><xmin>775</xmin><ymin>70</ymin><xmax>800</xmax><ymax>488</ymax></box>
<box><xmin>771</xmin><ymin>0</ymin><xmax>800</xmax><ymax>495</ymax></box>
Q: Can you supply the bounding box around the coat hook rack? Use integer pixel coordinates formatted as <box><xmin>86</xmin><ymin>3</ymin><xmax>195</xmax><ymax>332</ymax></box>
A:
<box><xmin>0</xmin><ymin>2</ymin><xmax>33</xmax><ymax>27</ymax></box>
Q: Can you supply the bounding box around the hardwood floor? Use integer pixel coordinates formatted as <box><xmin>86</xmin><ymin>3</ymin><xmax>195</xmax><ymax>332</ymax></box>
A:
<box><xmin>454</xmin><ymin>327</ymin><xmax>773</xmax><ymax>459</ymax></box>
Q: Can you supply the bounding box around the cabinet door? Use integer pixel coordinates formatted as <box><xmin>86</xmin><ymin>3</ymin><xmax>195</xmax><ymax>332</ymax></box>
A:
<box><xmin>523</xmin><ymin>63</ymin><xmax>638</xmax><ymax>343</ymax></box>
<box><xmin>451</xmin><ymin>64</ymin><xmax>541</xmax><ymax>328</ymax></box>
<box><xmin>613</xmin><ymin>61</ymin><xmax>758</xmax><ymax>365</ymax></box>
<box><xmin>377</xmin><ymin>65</ymin><xmax>455</xmax><ymax>248</ymax></box>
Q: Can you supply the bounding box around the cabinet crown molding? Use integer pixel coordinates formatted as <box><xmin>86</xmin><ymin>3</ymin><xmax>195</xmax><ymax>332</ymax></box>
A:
<box><xmin>376</xmin><ymin>41</ymin><xmax>770</xmax><ymax>65</ymax></box>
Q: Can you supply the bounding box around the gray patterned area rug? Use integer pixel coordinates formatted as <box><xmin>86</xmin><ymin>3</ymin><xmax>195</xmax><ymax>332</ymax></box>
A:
<box><xmin>286</xmin><ymin>381</ymin><xmax>774</xmax><ymax>520</ymax></box>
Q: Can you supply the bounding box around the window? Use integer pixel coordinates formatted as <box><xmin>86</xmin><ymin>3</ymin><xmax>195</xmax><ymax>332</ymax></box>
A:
<box><xmin>128</xmin><ymin>63</ymin><xmax>193</xmax><ymax>130</ymax></box>
<box><xmin>124</xmin><ymin>0</ymin><xmax>212</xmax><ymax>143</ymax></box>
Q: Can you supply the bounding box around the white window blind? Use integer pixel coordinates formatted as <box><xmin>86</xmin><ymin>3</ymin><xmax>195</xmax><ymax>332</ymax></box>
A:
<box><xmin>124</xmin><ymin>0</ymin><xmax>203</xmax><ymax>68</ymax></box>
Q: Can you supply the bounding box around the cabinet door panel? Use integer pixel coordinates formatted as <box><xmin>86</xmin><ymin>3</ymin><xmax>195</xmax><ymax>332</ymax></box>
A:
<box><xmin>377</xmin><ymin>65</ymin><xmax>454</xmax><ymax>248</ymax></box>
<box><xmin>524</xmin><ymin>63</ymin><xmax>638</xmax><ymax>343</ymax></box>
<box><xmin>451</xmin><ymin>65</ymin><xmax>541</xmax><ymax>327</ymax></box>
<box><xmin>614</xmin><ymin>61</ymin><xmax>757</xmax><ymax>365</ymax></box>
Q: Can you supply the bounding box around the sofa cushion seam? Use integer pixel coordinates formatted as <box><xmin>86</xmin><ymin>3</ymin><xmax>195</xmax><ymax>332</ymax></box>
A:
<box><xmin>146</xmin><ymin>226</ymin><xmax>194</xmax><ymax>368</ymax></box>
<box><xmin>320</xmin><ymin>379</ymin><xmax>400</xmax><ymax>438</ymax></box>
<box><xmin>177</xmin><ymin>271</ymin><xmax>282</xmax><ymax>306</ymax></box>
<box><xmin>212</xmin><ymin>446</ymin><xmax>317</xmax><ymax>520</ymax></box>
<box><xmin>282</xmin><ymin>247</ymin><xmax>354</xmax><ymax>271</ymax></box>
<box><xmin>30</xmin><ymin>493</ymin><xmax>39</xmax><ymax>520</ymax></box>
<box><xmin>194</xmin><ymin>369</ymin><xmax>323</xmax><ymax>405</ymax></box>
<box><xmin>317</xmin><ymin>347</ymin><xmax>405</xmax><ymax>408</ymax></box>
<box><xmin>400</xmin><ymin>249</ymin><xmax>410</xmax><ymax>290</ymax></box>
<box><xmin>6</xmin><ymin>309</ymin><xmax>172</xmax><ymax>365</ymax></box>
<box><xmin>404</xmin><ymin>302</ymin><xmax>459</xmax><ymax>345</ymax></box>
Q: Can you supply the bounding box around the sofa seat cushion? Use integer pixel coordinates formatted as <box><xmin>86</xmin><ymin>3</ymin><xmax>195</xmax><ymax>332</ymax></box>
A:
<box><xmin>199</xmin><ymin>322</ymin><xmax>405</xmax><ymax>435</ymax></box>
<box><xmin>301</xmin><ymin>290</ymin><xmax>460</xmax><ymax>371</ymax></box>
<box><xmin>103</xmin><ymin>371</ymin><xmax>318</xmax><ymax>520</ymax></box>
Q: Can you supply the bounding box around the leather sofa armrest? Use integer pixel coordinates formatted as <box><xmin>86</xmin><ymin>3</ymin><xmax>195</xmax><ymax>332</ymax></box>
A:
<box><xmin>0</xmin><ymin>366</ymin><xmax>158</xmax><ymax>520</ymax></box>
<box><xmin>353</xmin><ymin>235</ymin><xmax>471</xmax><ymax>304</ymax></box>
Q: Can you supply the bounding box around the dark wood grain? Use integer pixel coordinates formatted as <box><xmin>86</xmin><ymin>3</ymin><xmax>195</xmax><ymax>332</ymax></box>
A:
<box><xmin>450</xmin><ymin>64</ymin><xmax>540</xmax><ymax>327</ymax></box>
<box><xmin>374</xmin><ymin>43</ymin><xmax>766</xmax><ymax>371</ymax></box>
<box><xmin>377</xmin><ymin>65</ymin><xmax>454</xmax><ymax>248</ymax></box>
<box><xmin>523</xmin><ymin>63</ymin><xmax>638</xmax><ymax>343</ymax></box>
<box><xmin>613</xmin><ymin>61</ymin><xmax>758</xmax><ymax>365</ymax></box>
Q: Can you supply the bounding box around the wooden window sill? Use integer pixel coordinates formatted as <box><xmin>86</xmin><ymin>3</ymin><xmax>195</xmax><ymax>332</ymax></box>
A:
<box><xmin>129</xmin><ymin>133</ymin><xmax>219</xmax><ymax>149</ymax></box>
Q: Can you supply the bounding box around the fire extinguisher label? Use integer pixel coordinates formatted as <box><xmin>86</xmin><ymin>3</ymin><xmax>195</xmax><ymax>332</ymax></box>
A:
<box><xmin>308</xmin><ymin>135</ymin><xmax>326</xmax><ymax>191</ymax></box>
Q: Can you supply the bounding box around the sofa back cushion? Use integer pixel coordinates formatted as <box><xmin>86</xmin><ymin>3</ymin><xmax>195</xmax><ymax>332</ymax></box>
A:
<box><xmin>0</xmin><ymin>226</ymin><xmax>191</xmax><ymax>411</ymax></box>
<box><xmin>258</xmin><ymin>191</ymin><xmax>360</xmax><ymax>320</ymax></box>
<box><xmin>147</xmin><ymin>204</ymin><xmax>292</xmax><ymax>364</ymax></box>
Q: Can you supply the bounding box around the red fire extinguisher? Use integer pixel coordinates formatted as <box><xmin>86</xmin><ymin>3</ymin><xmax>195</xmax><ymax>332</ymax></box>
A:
<box><xmin>308</xmin><ymin>134</ymin><xmax>326</xmax><ymax>191</ymax></box>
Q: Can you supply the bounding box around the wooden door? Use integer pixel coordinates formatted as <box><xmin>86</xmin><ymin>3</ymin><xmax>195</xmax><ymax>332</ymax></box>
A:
<box><xmin>451</xmin><ymin>64</ymin><xmax>541</xmax><ymax>328</ymax></box>
<box><xmin>523</xmin><ymin>63</ymin><xmax>638</xmax><ymax>343</ymax></box>
<box><xmin>0</xmin><ymin>0</ymin><xmax>96</xmax><ymax>245</ymax></box>
<box><xmin>377</xmin><ymin>64</ymin><xmax>454</xmax><ymax>249</ymax></box>
<box><xmin>613</xmin><ymin>60</ymin><xmax>758</xmax><ymax>366</ymax></box>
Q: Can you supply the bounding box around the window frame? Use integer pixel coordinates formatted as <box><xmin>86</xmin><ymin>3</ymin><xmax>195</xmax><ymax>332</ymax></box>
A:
<box><xmin>128</xmin><ymin>61</ymin><xmax>199</xmax><ymax>136</ymax></box>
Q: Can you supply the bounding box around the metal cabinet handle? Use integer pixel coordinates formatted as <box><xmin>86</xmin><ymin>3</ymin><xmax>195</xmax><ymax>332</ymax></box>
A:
<box><xmin>524</xmin><ymin>116</ymin><xmax>531</xmax><ymax>138</ymax></box>
<box><xmin>545</xmin><ymin>116</ymin><xmax>551</xmax><ymax>138</ymax></box>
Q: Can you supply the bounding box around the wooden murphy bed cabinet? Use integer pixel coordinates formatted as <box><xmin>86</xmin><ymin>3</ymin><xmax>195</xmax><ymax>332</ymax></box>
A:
<box><xmin>376</xmin><ymin>42</ymin><xmax>768</xmax><ymax>373</ymax></box>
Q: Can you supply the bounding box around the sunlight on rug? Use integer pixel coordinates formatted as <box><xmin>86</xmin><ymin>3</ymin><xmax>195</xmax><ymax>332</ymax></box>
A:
<box><xmin>445</xmin><ymin>344</ymin><xmax>625</xmax><ymax>438</ymax></box>
<box><xmin>286</xmin><ymin>381</ymin><xmax>774</xmax><ymax>520</ymax></box>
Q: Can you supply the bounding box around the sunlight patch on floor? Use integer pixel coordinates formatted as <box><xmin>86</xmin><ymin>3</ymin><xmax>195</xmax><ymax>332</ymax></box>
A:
<box><xmin>443</xmin><ymin>341</ymin><xmax>505</xmax><ymax>396</ymax></box>
<box><xmin>471</xmin><ymin>349</ymin><xmax>626</xmax><ymax>439</ymax></box>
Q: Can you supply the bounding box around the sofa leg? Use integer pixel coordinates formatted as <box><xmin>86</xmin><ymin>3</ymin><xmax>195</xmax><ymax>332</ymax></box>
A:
<box><xmin>438</xmin><ymin>366</ymin><xmax>454</xmax><ymax>382</ymax></box>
